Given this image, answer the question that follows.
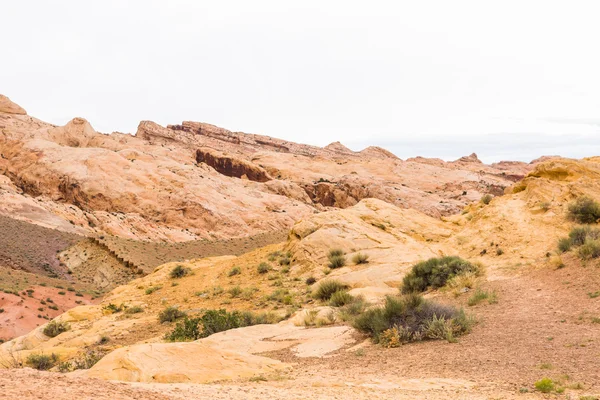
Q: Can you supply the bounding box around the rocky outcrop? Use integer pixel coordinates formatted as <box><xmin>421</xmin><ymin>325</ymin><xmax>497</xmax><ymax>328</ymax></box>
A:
<box><xmin>454</xmin><ymin>153</ymin><xmax>482</xmax><ymax>164</ymax></box>
<box><xmin>195</xmin><ymin>148</ymin><xmax>271</xmax><ymax>182</ymax></box>
<box><xmin>0</xmin><ymin>95</ymin><xmax>26</xmax><ymax>115</ymax></box>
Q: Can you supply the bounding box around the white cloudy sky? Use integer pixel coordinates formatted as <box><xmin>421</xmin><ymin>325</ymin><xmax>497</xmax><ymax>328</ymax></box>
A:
<box><xmin>2</xmin><ymin>1</ymin><xmax>600</xmax><ymax>162</ymax></box>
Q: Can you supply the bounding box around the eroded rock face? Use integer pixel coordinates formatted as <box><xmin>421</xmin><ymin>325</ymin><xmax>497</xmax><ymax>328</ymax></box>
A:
<box><xmin>195</xmin><ymin>148</ymin><xmax>271</xmax><ymax>182</ymax></box>
<box><xmin>0</xmin><ymin>95</ymin><xmax>26</xmax><ymax>115</ymax></box>
<box><xmin>0</xmin><ymin>93</ymin><xmax>540</xmax><ymax>242</ymax></box>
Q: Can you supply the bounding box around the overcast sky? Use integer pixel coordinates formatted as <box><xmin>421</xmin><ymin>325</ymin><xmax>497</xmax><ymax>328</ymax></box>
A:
<box><xmin>2</xmin><ymin>1</ymin><xmax>600</xmax><ymax>163</ymax></box>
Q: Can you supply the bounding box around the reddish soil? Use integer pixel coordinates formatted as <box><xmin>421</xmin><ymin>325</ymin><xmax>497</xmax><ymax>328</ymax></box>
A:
<box><xmin>0</xmin><ymin>285</ymin><xmax>96</xmax><ymax>341</ymax></box>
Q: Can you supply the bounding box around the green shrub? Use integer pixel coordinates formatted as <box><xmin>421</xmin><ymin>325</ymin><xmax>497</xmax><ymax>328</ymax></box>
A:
<box><xmin>495</xmin><ymin>248</ymin><xmax>504</xmax><ymax>256</ymax></box>
<box><xmin>327</xmin><ymin>249</ymin><xmax>346</xmax><ymax>269</ymax></box>
<box><xmin>534</xmin><ymin>377</ymin><xmax>555</xmax><ymax>393</ymax></box>
<box><xmin>228</xmin><ymin>266</ymin><xmax>241</xmax><ymax>277</ymax></box>
<box><xmin>145</xmin><ymin>285</ymin><xmax>162</xmax><ymax>295</ymax></box>
<box><xmin>228</xmin><ymin>286</ymin><xmax>242</xmax><ymax>298</ymax></box>
<box><xmin>158</xmin><ymin>306</ymin><xmax>187</xmax><ymax>323</ymax></box>
<box><xmin>481</xmin><ymin>194</ymin><xmax>493</xmax><ymax>205</ymax></box>
<box><xmin>125</xmin><ymin>305</ymin><xmax>143</xmax><ymax>314</ymax></box>
<box><xmin>26</xmin><ymin>353</ymin><xmax>58</xmax><ymax>370</ymax></box>
<box><xmin>402</xmin><ymin>256</ymin><xmax>478</xmax><ymax>293</ymax></box>
<box><xmin>72</xmin><ymin>350</ymin><xmax>105</xmax><ymax>370</ymax></box>
<box><xmin>338</xmin><ymin>295</ymin><xmax>369</xmax><ymax>320</ymax></box>
<box><xmin>569</xmin><ymin>226</ymin><xmax>600</xmax><ymax>246</ymax></box>
<box><xmin>578</xmin><ymin>239</ymin><xmax>600</xmax><ymax>260</ymax></box>
<box><xmin>313</xmin><ymin>280</ymin><xmax>349</xmax><ymax>301</ymax></box>
<box><xmin>352</xmin><ymin>253</ymin><xmax>369</xmax><ymax>265</ymax></box>
<box><xmin>329</xmin><ymin>290</ymin><xmax>354</xmax><ymax>307</ymax></box>
<box><xmin>568</xmin><ymin>196</ymin><xmax>600</xmax><ymax>224</ymax></box>
<box><xmin>170</xmin><ymin>265</ymin><xmax>191</xmax><ymax>279</ymax></box>
<box><xmin>352</xmin><ymin>294</ymin><xmax>473</xmax><ymax>345</ymax></box>
<box><xmin>558</xmin><ymin>237</ymin><xmax>572</xmax><ymax>253</ymax></box>
<box><xmin>267</xmin><ymin>289</ymin><xmax>293</xmax><ymax>305</ymax></box>
<box><xmin>165</xmin><ymin>309</ymin><xmax>281</xmax><ymax>342</ymax></box>
<box><xmin>43</xmin><ymin>320</ymin><xmax>70</xmax><ymax>338</ymax></box>
<box><xmin>467</xmin><ymin>289</ymin><xmax>497</xmax><ymax>306</ymax></box>
<box><xmin>257</xmin><ymin>263</ymin><xmax>270</xmax><ymax>274</ymax></box>
<box><xmin>278</xmin><ymin>256</ymin><xmax>291</xmax><ymax>266</ymax></box>
<box><xmin>102</xmin><ymin>303</ymin><xmax>125</xmax><ymax>314</ymax></box>
<box><xmin>165</xmin><ymin>316</ymin><xmax>202</xmax><ymax>342</ymax></box>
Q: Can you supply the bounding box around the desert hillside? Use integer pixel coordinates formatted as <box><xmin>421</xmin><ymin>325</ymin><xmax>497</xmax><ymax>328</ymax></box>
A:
<box><xmin>1</xmin><ymin>95</ymin><xmax>599</xmax><ymax>399</ymax></box>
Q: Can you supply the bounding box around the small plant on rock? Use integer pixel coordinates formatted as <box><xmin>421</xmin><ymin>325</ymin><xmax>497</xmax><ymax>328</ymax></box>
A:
<box><xmin>158</xmin><ymin>306</ymin><xmax>186</xmax><ymax>323</ymax></box>
<box><xmin>352</xmin><ymin>253</ymin><xmax>370</xmax><ymax>265</ymax></box>
<box><xmin>26</xmin><ymin>353</ymin><xmax>58</xmax><ymax>371</ymax></box>
<box><xmin>257</xmin><ymin>262</ymin><xmax>270</xmax><ymax>274</ymax></box>
<box><xmin>328</xmin><ymin>249</ymin><xmax>346</xmax><ymax>269</ymax></box>
<box><xmin>170</xmin><ymin>265</ymin><xmax>191</xmax><ymax>279</ymax></box>
<box><xmin>313</xmin><ymin>280</ymin><xmax>349</xmax><ymax>301</ymax></box>
<box><xmin>43</xmin><ymin>320</ymin><xmax>70</xmax><ymax>338</ymax></box>
<box><xmin>568</xmin><ymin>196</ymin><xmax>600</xmax><ymax>224</ymax></box>
<box><xmin>402</xmin><ymin>256</ymin><xmax>479</xmax><ymax>293</ymax></box>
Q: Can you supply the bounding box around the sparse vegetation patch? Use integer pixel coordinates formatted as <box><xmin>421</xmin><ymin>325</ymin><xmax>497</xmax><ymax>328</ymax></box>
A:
<box><xmin>402</xmin><ymin>256</ymin><xmax>479</xmax><ymax>293</ymax></box>
<box><xmin>567</xmin><ymin>196</ymin><xmax>600</xmax><ymax>224</ymax></box>
<box><xmin>43</xmin><ymin>320</ymin><xmax>70</xmax><ymax>338</ymax></box>
<box><xmin>352</xmin><ymin>294</ymin><xmax>474</xmax><ymax>346</ymax></box>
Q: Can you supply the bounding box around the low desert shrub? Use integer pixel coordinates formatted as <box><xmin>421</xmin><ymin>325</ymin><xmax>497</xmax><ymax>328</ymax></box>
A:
<box><xmin>558</xmin><ymin>237</ymin><xmax>572</xmax><ymax>253</ymax></box>
<box><xmin>228</xmin><ymin>266</ymin><xmax>241</xmax><ymax>277</ymax></box>
<box><xmin>72</xmin><ymin>350</ymin><xmax>105</xmax><ymax>370</ymax></box>
<box><xmin>170</xmin><ymin>265</ymin><xmax>191</xmax><ymax>279</ymax></box>
<box><xmin>328</xmin><ymin>249</ymin><xmax>346</xmax><ymax>269</ymax></box>
<box><xmin>305</xmin><ymin>277</ymin><xmax>316</xmax><ymax>285</ymax></box>
<box><xmin>158</xmin><ymin>306</ymin><xmax>186</xmax><ymax>323</ymax></box>
<box><xmin>102</xmin><ymin>303</ymin><xmax>125</xmax><ymax>314</ymax></box>
<box><xmin>145</xmin><ymin>285</ymin><xmax>162</xmax><ymax>295</ymax></box>
<box><xmin>228</xmin><ymin>285</ymin><xmax>242</xmax><ymax>298</ymax></box>
<box><xmin>329</xmin><ymin>290</ymin><xmax>354</xmax><ymax>307</ymax></box>
<box><xmin>278</xmin><ymin>256</ymin><xmax>291</xmax><ymax>266</ymax></box>
<box><xmin>125</xmin><ymin>305</ymin><xmax>143</xmax><ymax>314</ymax></box>
<box><xmin>43</xmin><ymin>320</ymin><xmax>70</xmax><ymax>338</ymax></box>
<box><xmin>257</xmin><ymin>262</ymin><xmax>270</xmax><ymax>274</ymax></box>
<box><xmin>481</xmin><ymin>194</ymin><xmax>493</xmax><ymax>205</ymax></box>
<box><xmin>578</xmin><ymin>239</ymin><xmax>600</xmax><ymax>260</ymax></box>
<box><xmin>568</xmin><ymin>196</ymin><xmax>600</xmax><ymax>224</ymax></box>
<box><xmin>313</xmin><ymin>280</ymin><xmax>349</xmax><ymax>301</ymax></box>
<box><xmin>534</xmin><ymin>377</ymin><xmax>555</xmax><ymax>393</ymax></box>
<box><xmin>402</xmin><ymin>256</ymin><xmax>479</xmax><ymax>293</ymax></box>
<box><xmin>352</xmin><ymin>294</ymin><xmax>473</xmax><ymax>345</ymax></box>
<box><xmin>26</xmin><ymin>353</ymin><xmax>58</xmax><ymax>370</ymax></box>
<box><xmin>165</xmin><ymin>309</ymin><xmax>280</xmax><ymax>342</ymax></box>
<box><xmin>569</xmin><ymin>226</ymin><xmax>600</xmax><ymax>246</ymax></box>
<box><xmin>467</xmin><ymin>289</ymin><xmax>497</xmax><ymax>306</ymax></box>
<box><xmin>352</xmin><ymin>253</ymin><xmax>370</xmax><ymax>265</ymax></box>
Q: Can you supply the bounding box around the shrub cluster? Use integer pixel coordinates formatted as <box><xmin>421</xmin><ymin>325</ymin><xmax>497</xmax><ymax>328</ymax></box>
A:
<box><xmin>43</xmin><ymin>320</ymin><xmax>70</xmax><ymax>338</ymax></box>
<box><xmin>313</xmin><ymin>280</ymin><xmax>349</xmax><ymax>301</ymax></box>
<box><xmin>257</xmin><ymin>262</ymin><xmax>270</xmax><ymax>274</ymax></box>
<box><xmin>170</xmin><ymin>265</ymin><xmax>191</xmax><ymax>279</ymax></box>
<box><xmin>327</xmin><ymin>249</ymin><xmax>346</xmax><ymax>269</ymax></box>
<box><xmin>480</xmin><ymin>194</ymin><xmax>493</xmax><ymax>205</ymax></box>
<box><xmin>158</xmin><ymin>306</ymin><xmax>187</xmax><ymax>323</ymax></box>
<box><xmin>567</xmin><ymin>196</ymin><xmax>600</xmax><ymax>224</ymax></box>
<box><xmin>352</xmin><ymin>253</ymin><xmax>369</xmax><ymax>265</ymax></box>
<box><xmin>165</xmin><ymin>309</ymin><xmax>281</xmax><ymax>342</ymax></box>
<box><xmin>557</xmin><ymin>226</ymin><xmax>600</xmax><ymax>260</ymax></box>
<box><xmin>26</xmin><ymin>353</ymin><xmax>58</xmax><ymax>370</ymax></box>
<box><xmin>402</xmin><ymin>256</ymin><xmax>479</xmax><ymax>293</ymax></box>
<box><xmin>352</xmin><ymin>294</ymin><xmax>473</xmax><ymax>345</ymax></box>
